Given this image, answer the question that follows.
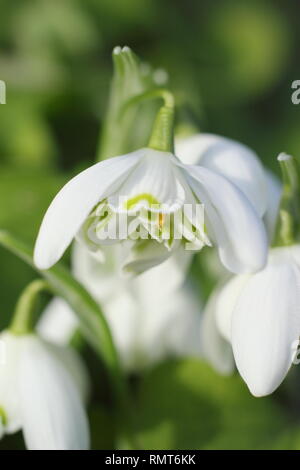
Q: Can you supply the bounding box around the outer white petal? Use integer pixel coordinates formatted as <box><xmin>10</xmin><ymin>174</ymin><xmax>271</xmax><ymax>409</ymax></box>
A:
<box><xmin>156</xmin><ymin>282</ymin><xmax>203</xmax><ymax>359</ymax></box>
<box><xmin>19</xmin><ymin>336</ymin><xmax>90</xmax><ymax>450</ymax></box>
<box><xmin>183</xmin><ymin>164</ymin><xmax>268</xmax><ymax>273</ymax></box>
<box><xmin>201</xmin><ymin>289</ymin><xmax>235</xmax><ymax>376</ymax></box>
<box><xmin>263</xmin><ymin>170</ymin><xmax>282</xmax><ymax>243</ymax></box>
<box><xmin>72</xmin><ymin>242</ymin><xmax>122</xmax><ymax>304</ymax></box>
<box><xmin>45</xmin><ymin>342</ymin><xmax>90</xmax><ymax>404</ymax></box>
<box><xmin>34</xmin><ymin>150</ymin><xmax>144</xmax><ymax>269</ymax></box>
<box><xmin>232</xmin><ymin>262</ymin><xmax>300</xmax><ymax>397</ymax></box>
<box><xmin>0</xmin><ymin>331</ymin><xmax>23</xmax><ymax>434</ymax></box>
<box><xmin>176</xmin><ymin>133</ymin><xmax>267</xmax><ymax>216</ymax></box>
<box><xmin>215</xmin><ymin>275</ymin><xmax>250</xmax><ymax>342</ymax></box>
<box><xmin>37</xmin><ymin>297</ymin><xmax>78</xmax><ymax>345</ymax></box>
<box><xmin>103</xmin><ymin>290</ymin><xmax>140</xmax><ymax>371</ymax></box>
<box><xmin>132</xmin><ymin>277</ymin><xmax>202</xmax><ymax>369</ymax></box>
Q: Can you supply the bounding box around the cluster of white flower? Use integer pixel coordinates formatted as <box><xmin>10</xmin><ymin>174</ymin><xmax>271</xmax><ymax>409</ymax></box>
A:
<box><xmin>35</xmin><ymin>132</ymin><xmax>299</xmax><ymax>401</ymax></box>
<box><xmin>1</xmin><ymin>46</ymin><xmax>299</xmax><ymax>450</ymax></box>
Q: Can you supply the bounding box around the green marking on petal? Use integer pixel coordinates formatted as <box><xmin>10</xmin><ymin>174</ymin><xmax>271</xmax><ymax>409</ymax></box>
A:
<box><xmin>0</xmin><ymin>407</ymin><xmax>7</xmax><ymax>426</ymax></box>
<box><xmin>124</xmin><ymin>193</ymin><xmax>161</xmax><ymax>210</ymax></box>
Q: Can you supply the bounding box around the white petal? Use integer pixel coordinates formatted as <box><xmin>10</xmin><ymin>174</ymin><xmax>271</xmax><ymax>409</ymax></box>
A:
<box><xmin>184</xmin><ymin>164</ymin><xmax>268</xmax><ymax>273</ymax></box>
<box><xmin>72</xmin><ymin>243</ymin><xmax>143</xmax><ymax>370</ymax></box>
<box><xmin>37</xmin><ymin>297</ymin><xmax>78</xmax><ymax>345</ymax></box>
<box><xmin>136</xmin><ymin>245</ymin><xmax>194</xmax><ymax>294</ymax></box>
<box><xmin>34</xmin><ymin>150</ymin><xmax>144</xmax><ymax>269</ymax></box>
<box><xmin>263</xmin><ymin>170</ymin><xmax>282</xmax><ymax>243</ymax></box>
<box><xmin>72</xmin><ymin>242</ymin><xmax>121</xmax><ymax>304</ymax></box>
<box><xmin>201</xmin><ymin>289</ymin><xmax>235</xmax><ymax>376</ymax></box>
<box><xmin>119</xmin><ymin>239</ymin><xmax>173</xmax><ymax>277</ymax></box>
<box><xmin>45</xmin><ymin>342</ymin><xmax>90</xmax><ymax>404</ymax></box>
<box><xmin>19</xmin><ymin>336</ymin><xmax>90</xmax><ymax>450</ymax></box>
<box><xmin>215</xmin><ymin>275</ymin><xmax>250</xmax><ymax>342</ymax></box>
<box><xmin>232</xmin><ymin>262</ymin><xmax>300</xmax><ymax>397</ymax></box>
<box><xmin>176</xmin><ymin>133</ymin><xmax>267</xmax><ymax>216</ymax></box>
<box><xmin>155</xmin><ymin>282</ymin><xmax>203</xmax><ymax>359</ymax></box>
<box><xmin>103</xmin><ymin>290</ymin><xmax>140</xmax><ymax>371</ymax></box>
<box><xmin>108</xmin><ymin>149</ymin><xmax>187</xmax><ymax>214</ymax></box>
<box><xmin>138</xmin><ymin>282</ymin><xmax>203</xmax><ymax>366</ymax></box>
<box><xmin>0</xmin><ymin>331</ymin><xmax>23</xmax><ymax>434</ymax></box>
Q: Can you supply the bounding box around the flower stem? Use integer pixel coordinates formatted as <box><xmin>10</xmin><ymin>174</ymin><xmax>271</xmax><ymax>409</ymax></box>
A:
<box><xmin>9</xmin><ymin>279</ymin><xmax>50</xmax><ymax>335</ymax></box>
<box><xmin>146</xmin><ymin>90</ymin><xmax>175</xmax><ymax>152</ymax></box>
<box><xmin>148</xmin><ymin>105</ymin><xmax>175</xmax><ymax>153</ymax></box>
<box><xmin>274</xmin><ymin>153</ymin><xmax>300</xmax><ymax>247</ymax></box>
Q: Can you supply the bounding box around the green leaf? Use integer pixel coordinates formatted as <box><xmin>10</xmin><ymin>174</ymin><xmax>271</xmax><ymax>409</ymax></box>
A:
<box><xmin>136</xmin><ymin>358</ymin><xmax>289</xmax><ymax>450</ymax></box>
<box><xmin>89</xmin><ymin>405</ymin><xmax>116</xmax><ymax>450</ymax></box>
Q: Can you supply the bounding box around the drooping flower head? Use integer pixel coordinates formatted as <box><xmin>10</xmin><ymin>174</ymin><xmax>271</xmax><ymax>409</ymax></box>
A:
<box><xmin>34</xmin><ymin>131</ymin><xmax>268</xmax><ymax>276</ymax></box>
<box><xmin>0</xmin><ymin>331</ymin><xmax>90</xmax><ymax>449</ymax></box>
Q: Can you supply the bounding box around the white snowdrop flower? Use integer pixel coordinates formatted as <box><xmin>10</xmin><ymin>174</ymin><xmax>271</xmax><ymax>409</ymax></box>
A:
<box><xmin>0</xmin><ymin>331</ymin><xmax>90</xmax><ymax>450</ymax></box>
<box><xmin>38</xmin><ymin>243</ymin><xmax>202</xmax><ymax>371</ymax></box>
<box><xmin>232</xmin><ymin>246</ymin><xmax>300</xmax><ymax>397</ymax></box>
<box><xmin>202</xmin><ymin>245</ymin><xmax>300</xmax><ymax>397</ymax></box>
<box><xmin>34</xmin><ymin>145</ymin><xmax>267</xmax><ymax>276</ymax></box>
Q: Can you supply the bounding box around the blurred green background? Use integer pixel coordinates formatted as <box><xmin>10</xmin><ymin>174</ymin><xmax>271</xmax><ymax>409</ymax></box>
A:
<box><xmin>0</xmin><ymin>0</ymin><xmax>300</xmax><ymax>450</ymax></box>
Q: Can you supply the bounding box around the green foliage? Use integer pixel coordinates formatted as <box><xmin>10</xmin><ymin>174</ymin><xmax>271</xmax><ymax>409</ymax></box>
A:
<box><xmin>0</xmin><ymin>166</ymin><xmax>64</xmax><ymax>326</ymax></box>
<box><xmin>136</xmin><ymin>359</ymin><xmax>291</xmax><ymax>450</ymax></box>
<box><xmin>0</xmin><ymin>0</ymin><xmax>300</xmax><ymax>450</ymax></box>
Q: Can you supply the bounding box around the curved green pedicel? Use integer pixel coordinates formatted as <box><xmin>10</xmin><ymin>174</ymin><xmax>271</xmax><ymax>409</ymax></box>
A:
<box><xmin>124</xmin><ymin>193</ymin><xmax>161</xmax><ymax>210</ymax></box>
<box><xmin>0</xmin><ymin>407</ymin><xmax>7</xmax><ymax>426</ymax></box>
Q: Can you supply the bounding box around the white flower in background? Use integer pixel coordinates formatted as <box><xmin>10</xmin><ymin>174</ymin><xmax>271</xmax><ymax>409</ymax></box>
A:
<box><xmin>176</xmin><ymin>133</ymin><xmax>268</xmax><ymax>217</ymax></box>
<box><xmin>202</xmin><ymin>245</ymin><xmax>300</xmax><ymax>397</ymax></box>
<box><xmin>34</xmin><ymin>144</ymin><xmax>268</xmax><ymax>275</ymax></box>
<box><xmin>38</xmin><ymin>243</ymin><xmax>202</xmax><ymax>371</ymax></box>
<box><xmin>0</xmin><ymin>331</ymin><xmax>90</xmax><ymax>449</ymax></box>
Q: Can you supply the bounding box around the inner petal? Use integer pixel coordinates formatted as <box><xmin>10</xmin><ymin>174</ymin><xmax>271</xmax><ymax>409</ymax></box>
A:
<box><xmin>107</xmin><ymin>149</ymin><xmax>187</xmax><ymax>214</ymax></box>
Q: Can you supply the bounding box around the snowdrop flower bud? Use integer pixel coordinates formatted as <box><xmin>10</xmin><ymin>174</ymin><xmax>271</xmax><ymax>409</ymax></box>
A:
<box><xmin>34</xmin><ymin>119</ymin><xmax>267</xmax><ymax>276</ymax></box>
<box><xmin>231</xmin><ymin>246</ymin><xmax>300</xmax><ymax>397</ymax></box>
<box><xmin>0</xmin><ymin>331</ymin><xmax>90</xmax><ymax>450</ymax></box>
<box><xmin>201</xmin><ymin>245</ymin><xmax>300</xmax><ymax>395</ymax></box>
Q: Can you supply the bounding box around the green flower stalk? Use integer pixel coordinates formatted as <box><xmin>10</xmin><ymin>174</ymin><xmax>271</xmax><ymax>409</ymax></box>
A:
<box><xmin>274</xmin><ymin>153</ymin><xmax>300</xmax><ymax>247</ymax></box>
<box><xmin>10</xmin><ymin>279</ymin><xmax>50</xmax><ymax>335</ymax></box>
